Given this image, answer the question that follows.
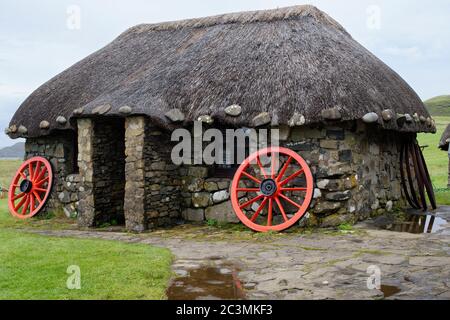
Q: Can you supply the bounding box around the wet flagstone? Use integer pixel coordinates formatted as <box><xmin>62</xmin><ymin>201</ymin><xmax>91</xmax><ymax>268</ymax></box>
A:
<box><xmin>29</xmin><ymin>207</ymin><xmax>450</xmax><ymax>300</ymax></box>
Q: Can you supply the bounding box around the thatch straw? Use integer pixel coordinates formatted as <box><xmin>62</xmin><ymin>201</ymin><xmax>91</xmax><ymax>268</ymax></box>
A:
<box><xmin>8</xmin><ymin>5</ymin><xmax>432</xmax><ymax>138</ymax></box>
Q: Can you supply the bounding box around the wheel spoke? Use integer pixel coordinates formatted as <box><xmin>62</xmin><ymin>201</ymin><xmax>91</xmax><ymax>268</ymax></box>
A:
<box><xmin>19</xmin><ymin>171</ymin><xmax>27</xmax><ymax>180</ymax></box>
<box><xmin>239</xmin><ymin>194</ymin><xmax>264</xmax><ymax>209</ymax></box>
<box><xmin>279</xmin><ymin>193</ymin><xmax>303</xmax><ymax>209</ymax></box>
<box><xmin>22</xmin><ymin>194</ymin><xmax>30</xmax><ymax>215</ymax></box>
<box><xmin>241</xmin><ymin>171</ymin><xmax>261</xmax><ymax>184</ymax></box>
<box><xmin>276</xmin><ymin>157</ymin><xmax>293</xmax><ymax>182</ymax></box>
<box><xmin>250</xmin><ymin>198</ymin><xmax>268</xmax><ymax>222</ymax></box>
<box><xmin>21</xmin><ymin>195</ymin><xmax>30</xmax><ymax>215</ymax></box>
<box><xmin>280</xmin><ymin>169</ymin><xmax>304</xmax><ymax>186</ymax></box>
<box><xmin>29</xmin><ymin>163</ymin><xmax>34</xmax><ymax>181</ymax></box>
<box><xmin>12</xmin><ymin>192</ymin><xmax>25</xmax><ymax>201</ymax></box>
<box><xmin>31</xmin><ymin>162</ymin><xmax>38</xmax><ymax>180</ymax></box>
<box><xmin>267</xmin><ymin>198</ymin><xmax>274</xmax><ymax>226</ymax></box>
<box><xmin>32</xmin><ymin>162</ymin><xmax>42</xmax><ymax>181</ymax></box>
<box><xmin>271</xmin><ymin>152</ymin><xmax>280</xmax><ymax>180</ymax></box>
<box><xmin>34</xmin><ymin>176</ymin><xmax>49</xmax><ymax>186</ymax></box>
<box><xmin>34</xmin><ymin>187</ymin><xmax>47</xmax><ymax>193</ymax></box>
<box><xmin>30</xmin><ymin>194</ymin><xmax>35</xmax><ymax>212</ymax></box>
<box><xmin>33</xmin><ymin>191</ymin><xmax>42</xmax><ymax>203</ymax></box>
<box><xmin>237</xmin><ymin>188</ymin><xmax>260</xmax><ymax>192</ymax></box>
<box><xmin>33</xmin><ymin>167</ymin><xmax>46</xmax><ymax>183</ymax></box>
<box><xmin>14</xmin><ymin>194</ymin><xmax>28</xmax><ymax>211</ymax></box>
<box><xmin>256</xmin><ymin>156</ymin><xmax>269</xmax><ymax>179</ymax></box>
<box><xmin>275</xmin><ymin>196</ymin><xmax>289</xmax><ymax>222</ymax></box>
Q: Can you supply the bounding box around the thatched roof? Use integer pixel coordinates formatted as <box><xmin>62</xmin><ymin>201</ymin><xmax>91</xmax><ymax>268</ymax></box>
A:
<box><xmin>8</xmin><ymin>5</ymin><xmax>435</xmax><ymax>139</ymax></box>
<box><xmin>439</xmin><ymin>124</ymin><xmax>450</xmax><ymax>151</ymax></box>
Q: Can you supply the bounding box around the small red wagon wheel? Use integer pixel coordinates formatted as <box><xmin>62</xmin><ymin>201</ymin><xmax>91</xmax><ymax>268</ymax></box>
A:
<box><xmin>8</xmin><ymin>157</ymin><xmax>53</xmax><ymax>219</ymax></box>
<box><xmin>231</xmin><ymin>147</ymin><xmax>314</xmax><ymax>232</ymax></box>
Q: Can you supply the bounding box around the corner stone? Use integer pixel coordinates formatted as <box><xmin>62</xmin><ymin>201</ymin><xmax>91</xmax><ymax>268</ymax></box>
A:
<box><xmin>182</xmin><ymin>208</ymin><xmax>205</xmax><ymax>222</ymax></box>
<box><xmin>205</xmin><ymin>201</ymin><xmax>239</xmax><ymax>223</ymax></box>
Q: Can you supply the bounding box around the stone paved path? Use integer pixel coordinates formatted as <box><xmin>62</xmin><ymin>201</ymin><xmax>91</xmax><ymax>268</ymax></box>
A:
<box><xmin>31</xmin><ymin>207</ymin><xmax>450</xmax><ymax>300</ymax></box>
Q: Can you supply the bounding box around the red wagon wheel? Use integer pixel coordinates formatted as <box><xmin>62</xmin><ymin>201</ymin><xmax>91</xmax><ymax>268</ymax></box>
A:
<box><xmin>8</xmin><ymin>157</ymin><xmax>53</xmax><ymax>219</ymax></box>
<box><xmin>231</xmin><ymin>147</ymin><xmax>314</xmax><ymax>232</ymax></box>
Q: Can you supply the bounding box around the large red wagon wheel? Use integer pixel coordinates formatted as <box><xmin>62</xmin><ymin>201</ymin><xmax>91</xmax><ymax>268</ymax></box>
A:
<box><xmin>8</xmin><ymin>157</ymin><xmax>53</xmax><ymax>219</ymax></box>
<box><xmin>231</xmin><ymin>147</ymin><xmax>314</xmax><ymax>232</ymax></box>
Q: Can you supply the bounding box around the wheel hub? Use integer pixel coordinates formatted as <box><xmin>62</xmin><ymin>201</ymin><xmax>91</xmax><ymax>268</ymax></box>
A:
<box><xmin>260</xmin><ymin>179</ymin><xmax>278</xmax><ymax>197</ymax></box>
<box><xmin>19</xmin><ymin>179</ymin><xmax>33</xmax><ymax>193</ymax></box>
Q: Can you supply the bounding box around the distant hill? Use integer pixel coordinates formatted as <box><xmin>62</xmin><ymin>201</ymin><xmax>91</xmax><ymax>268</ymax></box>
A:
<box><xmin>424</xmin><ymin>95</ymin><xmax>450</xmax><ymax>117</ymax></box>
<box><xmin>0</xmin><ymin>142</ymin><xmax>24</xmax><ymax>159</ymax></box>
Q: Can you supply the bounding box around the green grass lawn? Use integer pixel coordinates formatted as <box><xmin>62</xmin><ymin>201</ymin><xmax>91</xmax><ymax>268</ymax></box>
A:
<box><xmin>0</xmin><ymin>160</ymin><xmax>174</xmax><ymax>300</ymax></box>
<box><xmin>0</xmin><ymin>159</ymin><xmax>21</xmax><ymax>189</ymax></box>
<box><xmin>0</xmin><ymin>194</ymin><xmax>79</xmax><ymax>230</ymax></box>
<box><xmin>0</xmin><ymin>199</ymin><xmax>173</xmax><ymax>300</ymax></box>
<box><xmin>417</xmin><ymin>116</ymin><xmax>450</xmax><ymax>205</ymax></box>
<box><xmin>0</xmin><ymin>229</ymin><xmax>172</xmax><ymax>300</ymax></box>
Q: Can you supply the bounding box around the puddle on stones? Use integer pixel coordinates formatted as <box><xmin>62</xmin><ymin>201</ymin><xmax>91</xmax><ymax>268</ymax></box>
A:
<box><xmin>167</xmin><ymin>261</ymin><xmax>246</xmax><ymax>300</ymax></box>
<box><xmin>381</xmin><ymin>285</ymin><xmax>401</xmax><ymax>298</ymax></box>
<box><xmin>388</xmin><ymin>214</ymin><xmax>447</xmax><ymax>234</ymax></box>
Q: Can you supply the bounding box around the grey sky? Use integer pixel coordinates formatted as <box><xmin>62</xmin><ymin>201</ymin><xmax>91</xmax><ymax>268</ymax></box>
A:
<box><xmin>1</xmin><ymin>0</ymin><xmax>449</xmax><ymax>148</ymax></box>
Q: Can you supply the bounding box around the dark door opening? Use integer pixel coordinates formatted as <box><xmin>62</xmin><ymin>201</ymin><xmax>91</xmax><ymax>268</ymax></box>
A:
<box><xmin>92</xmin><ymin>118</ymin><xmax>126</xmax><ymax>226</ymax></box>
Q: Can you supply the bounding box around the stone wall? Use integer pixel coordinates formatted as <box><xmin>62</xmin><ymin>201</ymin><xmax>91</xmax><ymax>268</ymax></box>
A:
<box><xmin>180</xmin><ymin>167</ymin><xmax>237</xmax><ymax>223</ymax></box>
<box><xmin>24</xmin><ymin>131</ymin><xmax>78</xmax><ymax>215</ymax></box>
<box><xmin>179</xmin><ymin>121</ymin><xmax>406</xmax><ymax>228</ymax></box>
<box><xmin>143</xmin><ymin>125</ymin><xmax>182</xmax><ymax>228</ymax></box>
<box><xmin>92</xmin><ymin>118</ymin><xmax>125</xmax><ymax>225</ymax></box>
<box><xmin>26</xmin><ymin>118</ymin><xmax>408</xmax><ymax>230</ymax></box>
<box><xmin>77</xmin><ymin>118</ymin><xmax>125</xmax><ymax>227</ymax></box>
<box><xmin>60</xmin><ymin>174</ymin><xmax>80</xmax><ymax>218</ymax></box>
<box><xmin>124</xmin><ymin>117</ymin><xmax>146</xmax><ymax>232</ymax></box>
<box><xmin>77</xmin><ymin>119</ymin><xmax>95</xmax><ymax>226</ymax></box>
<box><xmin>124</xmin><ymin>116</ymin><xmax>181</xmax><ymax>232</ymax></box>
<box><xmin>281</xmin><ymin>122</ymin><xmax>405</xmax><ymax>227</ymax></box>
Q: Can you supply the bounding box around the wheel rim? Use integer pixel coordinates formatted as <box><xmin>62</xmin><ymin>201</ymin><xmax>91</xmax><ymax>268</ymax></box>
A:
<box><xmin>8</xmin><ymin>157</ymin><xmax>53</xmax><ymax>219</ymax></box>
<box><xmin>231</xmin><ymin>147</ymin><xmax>314</xmax><ymax>232</ymax></box>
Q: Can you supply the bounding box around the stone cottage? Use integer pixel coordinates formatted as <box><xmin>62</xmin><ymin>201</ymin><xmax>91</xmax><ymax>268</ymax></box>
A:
<box><xmin>6</xmin><ymin>5</ymin><xmax>436</xmax><ymax>231</ymax></box>
<box><xmin>439</xmin><ymin>124</ymin><xmax>450</xmax><ymax>188</ymax></box>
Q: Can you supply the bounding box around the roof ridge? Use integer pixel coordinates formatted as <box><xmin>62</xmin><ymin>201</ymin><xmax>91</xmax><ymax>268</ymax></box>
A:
<box><xmin>126</xmin><ymin>5</ymin><xmax>347</xmax><ymax>34</ymax></box>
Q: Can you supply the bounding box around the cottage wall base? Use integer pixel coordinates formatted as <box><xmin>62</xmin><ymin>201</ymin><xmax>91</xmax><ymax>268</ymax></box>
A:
<box><xmin>178</xmin><ymin>122</ymin><xmax>406</xmax><ymax>228</ymax></box>
<box><xmin>124</xmin><ymin>117</ymin><xmax>146</xmax><ymax>232</ymax></box>
<box><xmin>77</xmin><ymin>118</ymin><xmax>126</xmax><ymax>227</ymax></box>
<box><xmin>77</xmin><ymin>118</ymin><xmax>95</xmax><ymax>226</ymax></box>
<box><xmin>124</xmin><ymin>116</ymin><xmax>181</xmax><ymax>232</ymax></box>
<box><xmin>24</xmin><ymin>131</ymin><xmax>78</xmax><ymax>215</ymax></box>
<box><xmin>24</xmin><ymin>118</ymin><xmax>409</xmax><ymax>231</ymax></box>
<box><xmin>143</xmin><ymin>123</ymin><xmax>182</xmax><ymax>229</ymax></box>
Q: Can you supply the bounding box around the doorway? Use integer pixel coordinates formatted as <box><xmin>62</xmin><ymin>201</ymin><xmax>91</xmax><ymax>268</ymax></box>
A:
<box><xmin>92</xmin><ymin>118</ymin><xmax>126</xmax><ymax>226</ymax></box>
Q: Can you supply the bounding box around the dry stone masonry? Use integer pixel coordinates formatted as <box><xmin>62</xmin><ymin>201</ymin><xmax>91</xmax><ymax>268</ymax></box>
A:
<box><xmin>143</xmin><ymin>123</ymin><xmax>182</xmax><ymax>229</ymax></box>
<box><xmin>281</xmin><ymin>122</ymin><xmax>404</xmax><ymax>227</ymax></box>
<box><xmin>24</xmin><ymin>116</ymin><xmax>408</xmax><ymax>231</ymax></box>
<box><xmin>124</xmin><ymin>117</ymin><xmax>182</xmax><ymax>232</ymax></box>
<box><xmin>77</xmin><ymin>118</ymin><xmax>125</xmax><ymax>227</ymax></box>
<box><xmin>24</xmin><ymin>131</ymin><xmax>78</xmax><ymax>216</ymax></box>
<box><xmin>178</xmin><ymin>121</ymin><xmax>404</xmax><ymax>228</ymax></box>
